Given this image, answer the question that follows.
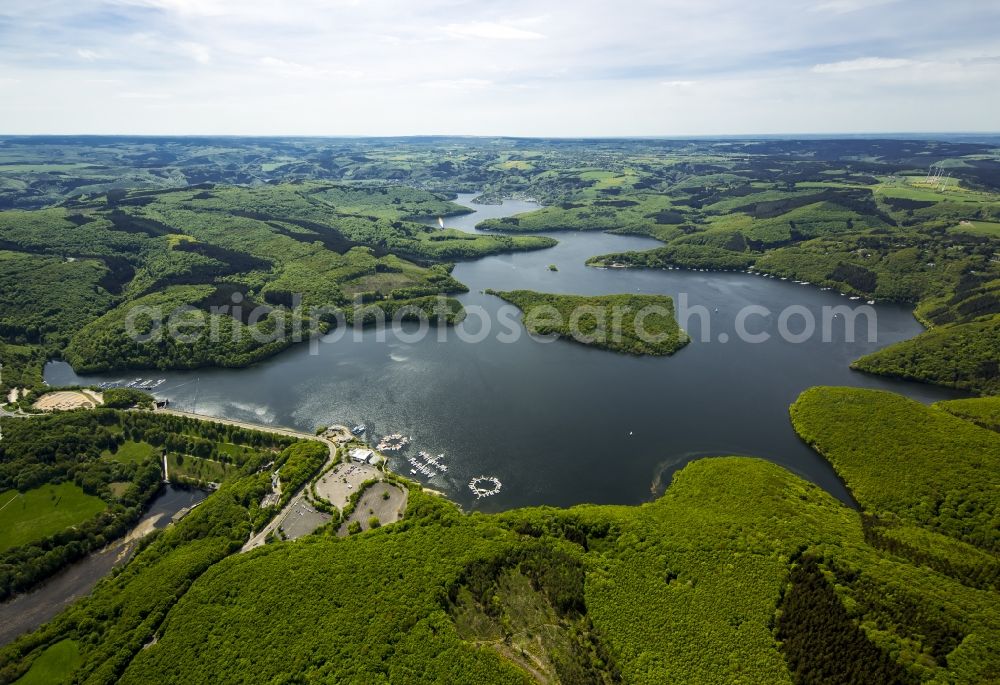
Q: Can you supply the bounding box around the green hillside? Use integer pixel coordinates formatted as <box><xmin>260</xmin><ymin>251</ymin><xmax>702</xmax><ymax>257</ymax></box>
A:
<box><xmin>1</xmin><ymin>389</ymin><xmax>997</xmax><ymax>684</ymax></box>
<box><xmin>0</xmin><ymin>182</ymin><xmax>553</xmax><ymax>374</ymax></box>
<box><xmin>487</xmin><ymin>290</ymin><xmax>689</xmax><ymax>356</ymax></box>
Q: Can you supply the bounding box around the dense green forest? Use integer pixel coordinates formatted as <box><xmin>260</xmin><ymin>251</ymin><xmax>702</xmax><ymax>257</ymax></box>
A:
<box><xmin>0</xmin><ymin>343</ymin><xmax>43</xmax><ymax>393</ymax></box>
<box><xmin>791</xmin><ymin>387</ymin><xmax>1000</xmax><ymax>561</ymax></box>
<box><xmin>851</xmin><ymin>315</ymin><xmax>1000</xmax><ymax>395</ymax></box>
<box><xmin>565</xmin><ymin>178</ymin><xmax>1000</xmax><ymax>393</ymax></box>
<box><xmin>0</xmin><ymin>137</ymin><xmax>998</xmax><ymax>683</ymax></box>
<box><xmin>0</xmin><ymin>181</ymin><xmax>551</xmax><ymax>377</ymax></box>
<box><xmin>0</xmin><ymin>410</ymin><xmax>301</xmax><ymax>600</ymax></box>
<box><xmin>1</xmin><ymin>137</ymin><xmax>998</xmax><ymax>392</ymax></box>
<box><xmin>935</xmin><ymin>395</ymin><xmax>1000</xmax><ymax>433</ymax></box>
<box><xmin>0</xmin><ymin>387</ymin><xmax>995</xmax><ymax>684</ymax></box>
<box><xmin>488</xmin><ymin>290</ymin><xmax>689</xmax><ymax>356</ymax></box>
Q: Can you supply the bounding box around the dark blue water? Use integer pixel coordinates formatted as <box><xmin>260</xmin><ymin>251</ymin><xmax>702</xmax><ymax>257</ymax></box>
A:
<box><xmin>46</xmin><ymin>194</ymin><xmax>965</xmax><ymax>511</ymax></box>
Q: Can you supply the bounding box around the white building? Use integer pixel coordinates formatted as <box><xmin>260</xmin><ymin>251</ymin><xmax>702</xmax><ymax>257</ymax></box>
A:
<box><xmin>349</xmin><ymin>448</ymin><xmax>376</xmax><ymax>464</ymax></box>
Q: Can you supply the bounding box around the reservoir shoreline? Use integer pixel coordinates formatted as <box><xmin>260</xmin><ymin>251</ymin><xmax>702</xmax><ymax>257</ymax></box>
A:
<box><xmin>44</xmin><ymin>194</ymin><xmax>968</xmax><ymax>514</ymax></box>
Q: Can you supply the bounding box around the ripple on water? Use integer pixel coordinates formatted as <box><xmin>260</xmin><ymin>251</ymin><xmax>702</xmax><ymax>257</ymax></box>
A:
<box><xmin>44</xmin><ymin>195</ymin><xmax>969</xmax><ymax>512</ymax></box>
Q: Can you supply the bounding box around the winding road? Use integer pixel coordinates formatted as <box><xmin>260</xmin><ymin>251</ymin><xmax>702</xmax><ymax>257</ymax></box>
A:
<box><xmin>3</xmin><ymin>404</ymin><xmax>351</xmax><ymax>551</ymax></box>
<box><xmin>153</xmin><ymin>409</ymin><xmax>342</xmax><ymax>552</ymax></box>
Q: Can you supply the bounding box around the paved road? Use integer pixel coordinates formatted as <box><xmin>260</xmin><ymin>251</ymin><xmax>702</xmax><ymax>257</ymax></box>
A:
<box><xmin>155</xmin><ymin>408</ymin><xmax>346</xmax><ymax>552</ymax></box>
<box><xmin>3</xmin><ymin>405</ymin><xmax>350</xmax><ymax>550</ymax></box>
<box><xmin>154</xmin><ymin>410</ymin><xmax>350</xmax><ymax>552</ymax></box>
<box><xmin>158</xmin><ymin>408</ymin><xmax>338</xmax><ymax>456</ymax></box>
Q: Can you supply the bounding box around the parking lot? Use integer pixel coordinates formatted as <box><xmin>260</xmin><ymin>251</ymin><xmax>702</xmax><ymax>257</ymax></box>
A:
<box><xmin>338</xmin><ymin>482</ymin><xmax>408</xmax><ymax>536</ymax></box>
<box><xmin>276</xmin><ymin>499</ymin><xmax>331</xmax><ymax>541</ymax></box>
<box><xmin>313</xmin><ymin>462</ymin><xmax>381</xmax><ymax>510</ymax></box>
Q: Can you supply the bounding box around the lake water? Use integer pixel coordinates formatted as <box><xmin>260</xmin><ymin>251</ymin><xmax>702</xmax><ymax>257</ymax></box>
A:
<box><xmin>46</xmin><ymin>194</ymin><xmax>966</xmax><ymax>511</ymax></box>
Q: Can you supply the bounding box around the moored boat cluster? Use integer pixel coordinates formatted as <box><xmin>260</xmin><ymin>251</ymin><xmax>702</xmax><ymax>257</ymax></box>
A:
<box><xmin>408</xmin><ymin>451</ymin><xmax>448</xmax><ymax>477</ymax></box>
<box><xmin>468</xmin><ymin>475</ymin><xmax>502</xmax><ymax>498</ymax></box>
<box><xmin>377</xmin><ymin>433</ymin><xmax>410</xmax><ymax>451</ymax></box>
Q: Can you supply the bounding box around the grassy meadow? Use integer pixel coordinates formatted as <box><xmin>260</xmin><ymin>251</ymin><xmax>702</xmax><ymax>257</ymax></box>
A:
<box><xmin>0</xmin><ymin>483</ymin><xmax>107</xmax><ymax>552</ymax></box>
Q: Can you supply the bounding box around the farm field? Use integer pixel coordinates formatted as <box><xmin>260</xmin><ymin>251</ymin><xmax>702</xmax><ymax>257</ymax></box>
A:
<box><xmin>102</xmin><ymin>440</ymin><xmax>158</xmax><ymax>465</ymax></box>
<box><xmin>0</xmin><ymin>483</ymin><xmax>106</xmax><ymax>552</ymax></box>
<box><xmin>0</xmin><ymin>135</ymin><xmax>997</xmax><ymax>684</ymax></box>
<box><xmin>952</xmin><ymin>220</ymin><xmax>1000</xmax><ymax>236</ymax></box>
<box><xmin>10</xmin><ymin>639</ymin><xmax>80</xmax><ymax>685</ymax></box>
<box><xmin>167</xmin><ymin>453</ymin><xmax>238</xmax><ymax>485</ymax></box>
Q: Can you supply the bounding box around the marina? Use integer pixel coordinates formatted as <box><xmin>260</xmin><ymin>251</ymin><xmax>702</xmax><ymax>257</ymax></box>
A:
<box><xmin>406</xmin><ymin>455</ymin><xmax>434</xmax><ymax>477</ymax></box>
<box><xmin>45</xmin><ymin>195</ymin><xmax>965</xmax><ymax>512</ymax></box>
<box><xmin>405</xmin><ymin>451</ymin><xmax>449</xmax><ymax>477</ymax></box>
<box><xmin>422</xmin><ymin>452</ymin><xmax>448</xmax><ymax>473</ymax></box>
<box><xmin>376</xmin><ymin>433</ymin><xmax>410</xmax><ymax>451</ymax></box>
<box><xmin>468</xmin><ymin>476</ymin><xmax>502</xmax><ymax>499</ymax></box>
<box><xmin>99</xmin><ymin>378</ymin><xmax>165</xmax><ymax>391</ymax></box>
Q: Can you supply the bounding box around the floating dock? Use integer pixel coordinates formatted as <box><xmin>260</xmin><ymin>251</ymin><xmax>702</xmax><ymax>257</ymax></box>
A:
<box><xmin>377</xmin><ymin>433</ymin><xmax>410</xmax><ymax>451</ymax></box>
<box><xmin>406</xmin><ymin>451</ymin><xmax>448</xmax><ymax>478</ymax></box>
<box><xmin>99</xmin><ymin>378</ymin><xmax>164</xmax><ymax>391</ymax></box>
<box><xmin>468</xmin><ymin>476</ymin><xmax>502</xmax><ymax>498</ymax></box>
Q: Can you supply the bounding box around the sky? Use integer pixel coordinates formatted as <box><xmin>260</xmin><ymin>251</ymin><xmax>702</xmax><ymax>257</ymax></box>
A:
<box><xmin>0</xmin><ymin>0</ymin><xmax>998</xmax><ymax>136</ymax></box>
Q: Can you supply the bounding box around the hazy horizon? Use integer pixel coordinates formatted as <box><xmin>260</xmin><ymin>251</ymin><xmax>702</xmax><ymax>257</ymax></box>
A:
<box><xmin>2</xmin><ymin>132</ymin><xmax>999</xmax><ymax>141</ymax></box>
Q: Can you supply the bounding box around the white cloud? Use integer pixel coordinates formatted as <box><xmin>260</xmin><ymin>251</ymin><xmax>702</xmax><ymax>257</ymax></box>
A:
<box><xmin>423</xmin><ymin>78</ymin><xmax>493</xmax><ymax>90</ymax></box>
<box><xmin>442</xmin><ymin>22</ymin><xmax>545</xmax><ymax>41</ymax></box>
<box><xmin>258</xmin><ymin>57</ymin><xmax>325</xmax><ymax>80</ymax></box>
<box><xmin>257</xmin><ymin>56</ymin><xmax>365</xmax><ymax>82</ymax></box>
<box><xmin>114</xmin><ymin>0</ymin><xmax>233</xmax><ymax>17</ymax></box>
<box><xmin>76</xmin><ymin>48</ymin><xmax>104</xmax><ymax>61</ymax></box>
<box><xmin>812</xmin><ymin>0</ymin><xmax>899</xmax><ymax>14</ymax></box>
<box><xmin>259</xmin><ymin>57</ymin><xmax>296</xmax><ymax>69</ymax></box>
<box><xmin>116</xmin><ymin>91</ymin><xmax>172</xmax><ymax>99</ymax></box>
<box><xmin>812</xmin><ymin>57</ymin><xmax>913</xmax><ymax>73</ymax></box>
<box><xmin>176</xmin><ymin>41</ymin><xmax>211</xmax><ymax>64</ymax></box>
<box><xmin>1</xmin><ymin>0</ymin><xmax>998</xmax><ymax>134</ymax></box>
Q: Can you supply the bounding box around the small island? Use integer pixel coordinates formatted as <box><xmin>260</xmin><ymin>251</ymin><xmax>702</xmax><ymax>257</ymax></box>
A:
<box><xmin>488</xmin><ymin>289</ymin><xmax>689</xmax><ymax>356</ymax></box>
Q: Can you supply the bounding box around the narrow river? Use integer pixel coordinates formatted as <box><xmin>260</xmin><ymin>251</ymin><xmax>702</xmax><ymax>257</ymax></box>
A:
<box><xmin>0</xmin><ymin>485</ymin><xmax>205</xmax><ymax>646</ymax></box>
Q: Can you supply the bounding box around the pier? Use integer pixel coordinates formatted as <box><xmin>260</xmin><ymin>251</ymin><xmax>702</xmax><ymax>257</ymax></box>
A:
<box><xmin>376</xmin><ymin>433</ymin><xmax>409</xmax><ymax>451</ymax></box>
<box><xmin>407</xmin><ymin>451</ymin><xmax>448</xmax><ymax>478</ymax></box>
<box><xmin>468</xmin><ymin>476</ymin><xmax>502</xmax><ymax>499</ymax></box>
<box><xmin>99</xmin><ymin>378</ymin><xmax>165</xmax><ymax>391</ymax></box>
